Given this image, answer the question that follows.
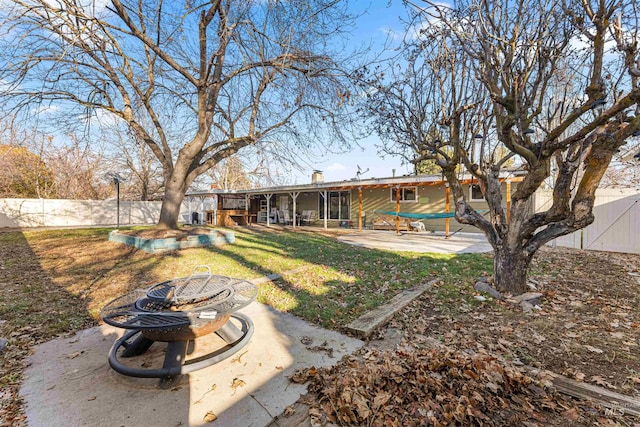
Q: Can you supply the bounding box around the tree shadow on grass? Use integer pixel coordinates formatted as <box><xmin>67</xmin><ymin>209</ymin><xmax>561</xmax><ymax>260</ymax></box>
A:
<box><xmin>1</xmin><ymin>229</ymin><xmax>194</xmax><ymax>426</ymax></box>
<box><xmin>208</xmin><ymin>227</ymin><xmax>493</xmax><ymax>330</ymax></box>
<box><xmin>0</xmin><ymin>230</ymin><xmax>96</xmax><ymax>425</ymax></box>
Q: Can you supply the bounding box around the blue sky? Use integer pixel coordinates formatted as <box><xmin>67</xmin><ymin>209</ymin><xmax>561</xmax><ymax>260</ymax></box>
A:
<box><xmin>3</xmin><ymin>0</ymin><xmax>414</xmax><ymax>185</ymax></box>
<box><xmin>286</xmin><ymin>0</ymin><xmax>413</xmax><ymax>185</ymax></box>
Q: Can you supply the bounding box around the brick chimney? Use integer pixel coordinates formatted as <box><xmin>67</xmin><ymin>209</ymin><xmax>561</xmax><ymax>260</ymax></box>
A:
<box><xmin>311</xmin><ymin>170</ymin><xmax>324</xmax><ymax>184</ymax></box>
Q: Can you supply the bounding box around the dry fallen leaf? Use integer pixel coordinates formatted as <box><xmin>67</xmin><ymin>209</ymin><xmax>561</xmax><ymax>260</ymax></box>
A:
<box><xmin>203</xmin><ymin>411</ymin><xmax>217</xmax><ymax>422</ymax></box>
<box><xmin>584</xmin><ymin>345</ymin><xmax>604</xmax><ymax>354</ymax></box>
<box><xmin>591</xmin><ymin>375</ymin><xmax>617</xmax><ymax>389</ymax></box>
<box><xmin>231</xmin><ymin>378</ymin><xmax>246</xmax><ymax>389</ymax></box>
<box><xmin>574</xmin><ymin>372</ymin><xmax>585</xmax><ymax>382</ymax></box>
<box><xmin>485</xmin><ymin>382</ymin><xmax>500</xmax><ymax>393</ymax></box>
<box><xmin>231</xmin><ymin>350</ymin><xmax>248</xmax><ymax>364</ymax></box>
<box><xmin>283</xmin><ymin>405</ymin><xmax>296</xmax><ymax>417</ymax></box>
<box><xmin>290</xmin><ymin>366</ymin><xmax>317</xmax><ymax>384</ymax></box>
<box><xmin>562</xmin><ymin>407</ymin><xmax>580</xmax><ymax>420</ymax></box>
<box><xmin>66</xmin><ymin>350</ymin><xmax>84</xmax><ymax>359</ymax></box>
<box><xmin>372</xmin><ymin>392</ymin><xmax>391</xmax><ymax>410</ymax></box>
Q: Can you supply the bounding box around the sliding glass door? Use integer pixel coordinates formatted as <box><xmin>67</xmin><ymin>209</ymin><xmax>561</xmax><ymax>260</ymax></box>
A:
<box><xmin>318</xmin><ymin>191</ymin><xmax>350</xmax><ymax>220</ymax></box>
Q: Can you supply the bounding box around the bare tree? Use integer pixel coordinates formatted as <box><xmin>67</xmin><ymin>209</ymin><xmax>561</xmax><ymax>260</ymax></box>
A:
<box><xmin>46</xmin><ymin>134</ymin><xmax>111</xmax><ymax>200</ymax></box>
<box><xmin>108</xmin><ymin>125</ymin><xmax>164</xmax><ymax>201</ymax></box>
<box><xmin>1</xmin><ymin>0</ymin><xmax>357</xmax><ymax>229</ymax></box>
<box><xmin>360</xmin><ymin>0</ymin><xmax>640</xmax><ymax>294</ymax></box>
<box><xmin>206</xmin><ymin>155</ymin><xmax>255</xmax><ymax>190</ymax></box>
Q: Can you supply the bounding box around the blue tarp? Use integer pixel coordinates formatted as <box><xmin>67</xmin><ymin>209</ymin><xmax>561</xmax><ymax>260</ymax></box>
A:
<box><xmin>374</xmin><ymin>210</ymin><xmax>456</xmax><ymax>219</ymax></box>
<box><xmin>374</xmin><ymin>210</ymin><xmax>488</xmax><ymax>219</ymax></box>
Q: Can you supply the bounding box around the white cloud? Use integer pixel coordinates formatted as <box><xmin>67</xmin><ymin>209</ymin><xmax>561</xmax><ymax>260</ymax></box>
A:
<box><xmin>326</xmin><ymin>162</ymin><xmax>346</xmax><ymax>172</ymax></box>
<box><xmin>91</xmin><ymin>108</ymin><xmax>120</xmax><ymax>127</ymax></box>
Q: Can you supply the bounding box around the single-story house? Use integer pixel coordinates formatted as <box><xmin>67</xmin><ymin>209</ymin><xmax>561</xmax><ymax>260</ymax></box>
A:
<box><xmin>183</xmin><ymin>171</ymin><xmax>523</xmax><ymax>236</ymax></box>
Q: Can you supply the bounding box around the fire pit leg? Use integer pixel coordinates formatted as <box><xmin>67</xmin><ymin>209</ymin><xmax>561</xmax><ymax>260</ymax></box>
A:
<box><xmin>159</xmin><ymin>341</ymin><xmax>188</xmax><ymax>388</ymax></box>
<box><xmin>107</xmin><ymin>313</ymin><xmax>254</xmax><ymax>380</ymax></box>
<box><xmin>215</xmin><ymin>320</ymin><xmax>244</xmax><ymax>344</ymax></box>
<box><xmin>121</xmin><ymin>335</ymin><xmax>154</xmax><ymax>358</ymax></box>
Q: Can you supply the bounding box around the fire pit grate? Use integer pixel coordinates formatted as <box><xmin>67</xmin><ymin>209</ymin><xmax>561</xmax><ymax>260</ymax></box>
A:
<box><xmin>100</xmin><ymin>266</ymin><xmax>258</xmax><ymax>384</ymax></box>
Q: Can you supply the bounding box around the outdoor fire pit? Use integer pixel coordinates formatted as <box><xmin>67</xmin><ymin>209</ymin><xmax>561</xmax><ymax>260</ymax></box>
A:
<box><xmin>100</xmin><ymin>266</ymin><xmax>257</xmax><ymax>384</ymax></box>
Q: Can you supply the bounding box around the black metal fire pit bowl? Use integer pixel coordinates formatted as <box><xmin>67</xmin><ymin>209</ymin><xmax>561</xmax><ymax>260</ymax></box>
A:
<box><xmin>100</xmin><ymin>266</ymin><xmax>258</xmax><ymax>386</ymax></box>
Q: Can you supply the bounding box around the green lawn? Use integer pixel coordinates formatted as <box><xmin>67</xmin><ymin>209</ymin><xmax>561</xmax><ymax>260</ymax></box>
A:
<box><xmin>0</xmin><ymin>226</ymin><xmax>492</xmax><ymax>425</ymax></box>
<box><xmin>0</xmin><ymin>226</ymin><xmax>493</xmax><ymax>336</ymax></box>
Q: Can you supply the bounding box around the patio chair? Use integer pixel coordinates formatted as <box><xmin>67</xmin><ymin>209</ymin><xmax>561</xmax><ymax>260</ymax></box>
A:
<box><xmin>282</xmin><ymin>211</ymin><xmax>292</xmax><ymax>225</ymax></box>
<box><xmin>410</xmin><ymin>221</ymin><xmax>426</xmax><ymax>232</ymax></box>
<box><xmin>300</xmin><ymin>210</ymin><xmax>316</xmax><ymax>225</ymax></box>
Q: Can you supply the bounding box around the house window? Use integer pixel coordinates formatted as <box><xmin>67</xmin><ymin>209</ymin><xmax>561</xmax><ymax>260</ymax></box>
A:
<box><xmin>318</xmin><ymin>191</ymin><xmax>350</xmax><ymax>220</ymax></box>
<box><xmin>221</xmin><ymin>196</ymin><xmax>246</xmax><ymax>209</ymax></box>
<box><xmin>389</xmin><ymin>187</ymin><xmax>418</xmax><ymax>203</ymax></box>
<box><xmin>470</xmin><ymin>184</ymin><xmax>485</xmax><ymax>201</ymax></box>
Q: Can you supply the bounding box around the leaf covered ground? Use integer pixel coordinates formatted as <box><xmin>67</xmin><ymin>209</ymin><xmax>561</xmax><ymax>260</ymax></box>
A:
<box><xmin>388</xmin><ymin>247</ymin><xmax>640</xmax><ymax>395</ymax></box>
<box><xmin>1</xmin><ymin>227</ymin><xmax>639</xmax><ymax>426</ymax></box>
<box><xmin>298</xmin><ymin>246</ymin><xmax>640</xmax><ymax>426</ymax></box>
<box><xmin>305</xmin><ymin>347</ymin><xmax>616</xmax><ymax>426</ymax></box>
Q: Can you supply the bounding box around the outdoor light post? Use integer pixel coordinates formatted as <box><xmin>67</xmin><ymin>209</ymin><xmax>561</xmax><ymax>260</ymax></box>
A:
<box><xmin>106</xmin><ymin>172</ymin><xmax>126</xmax><ymax>228</ymax></box>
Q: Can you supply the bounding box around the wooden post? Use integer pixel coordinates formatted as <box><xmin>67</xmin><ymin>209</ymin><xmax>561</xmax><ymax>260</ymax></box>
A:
<box><xmin>245</xmin><ymin>194</ymin><xmax>250</xmax><ymax>226</ymax></box>
<box><xmin>265</xmin><ymin>194</ymin><xmax>272</xmax><ymax>227</ymax></box>
<box><xmin>212</xmin><ymin>195</ymin><xmax>218</xmax><ymax>226</ymax></box>
<box><xmin>395</xmin><ymin>187</ymin><xmax>401</xmax><ymax>235</ymax></box>
<box><xmin>445</xmin><ymin>185</ymin><xmax>450</xmax><ymax>237</ymax></box>
<box><xmin>506</xmin><ymin>180</ymin><xmax>511</xmax><ymax>224</ymax></box>
<box><xmin>323</xmin><ymin>190</ymin><xmax>328</xmax><ymax>229</ymax></box>
<box><xmin>358</xmin><ymin>188</ymin><xmax>363</xmax><ymax>232</ymax></box>
<box><xmin>290</xmin><ymin>191</ymin><xmax>299</xmax><ymax>229</ymax></box>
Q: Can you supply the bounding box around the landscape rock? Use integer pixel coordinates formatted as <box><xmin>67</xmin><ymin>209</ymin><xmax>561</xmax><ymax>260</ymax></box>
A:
<box><xmin>512</xmin><ymin>292</ymin><xmax>543</xmax><ymax>304</ymax></box>
<box><xmin>520</xmin><ymin>301</ymin><xmax>534</xmax><ymax>313</ymax></box>
<box><xmin>0</xmin><ymin>337</ymin><xmax>7</xmax><ymax>354</ymax></box>
<box><xmin>473</xmin><ymin>281</ymin><xmax>504</xmax><ymax>300</ymax></box>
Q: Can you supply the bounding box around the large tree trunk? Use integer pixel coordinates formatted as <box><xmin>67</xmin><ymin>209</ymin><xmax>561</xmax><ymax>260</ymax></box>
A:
<box><xmin>157</xmin><ymin>171</ymin><xmax>189</xmax><ymax>230</ymax></box>
<box><xmin>493</xmin><ymin>243</ymin><xmax>532</xmax><ymax>295</ymax></box>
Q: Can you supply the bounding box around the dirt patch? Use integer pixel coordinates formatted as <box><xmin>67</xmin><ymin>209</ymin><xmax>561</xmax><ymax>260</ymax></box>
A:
<box><xmin>116</xmin><ymin>227</ymin><xmax>214</xmax><ymax>240</ymax></box>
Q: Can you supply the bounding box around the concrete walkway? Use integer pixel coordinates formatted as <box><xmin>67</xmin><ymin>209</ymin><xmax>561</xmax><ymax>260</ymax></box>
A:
<box><xmin>20</xmin><ymin>302</ymin><xmax>362</xmax><ymax>427</ymax></box>
<box><xmin>337</xmin><ymin>230</ymin><xmax>493</xmax><ymax>254</ymax></box>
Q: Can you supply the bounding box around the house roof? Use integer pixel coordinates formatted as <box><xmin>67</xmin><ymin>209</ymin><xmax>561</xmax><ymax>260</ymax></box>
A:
<box><xmin>186</xmin><ymin>171</ymin><xmax>524</xmax><ymax>197</ymax></box>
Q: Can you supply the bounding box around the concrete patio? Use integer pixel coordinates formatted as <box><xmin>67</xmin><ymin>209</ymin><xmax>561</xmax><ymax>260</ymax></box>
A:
<box><xmin>337</xmin><ymin>230</ymin><xmax>493</xmax><ymax>254</ymax></box>
<box><xmin>20</xmin><ymin>302</ymin><xmax>362</xmax><ymax>427</ymax></box>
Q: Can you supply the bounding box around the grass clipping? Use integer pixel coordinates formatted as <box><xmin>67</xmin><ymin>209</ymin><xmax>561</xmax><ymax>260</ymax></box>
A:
<box><xmin>306</xmin><ymin>347</ymin><xmax>610</xmax><ymax>426</ymax></box>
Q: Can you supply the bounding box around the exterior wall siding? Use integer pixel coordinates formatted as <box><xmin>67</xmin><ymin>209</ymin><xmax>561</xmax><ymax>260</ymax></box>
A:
<box><xmin>354</xmin><ymin>183</ymin><xmax>508</xmax><ymax>233</ymax></box>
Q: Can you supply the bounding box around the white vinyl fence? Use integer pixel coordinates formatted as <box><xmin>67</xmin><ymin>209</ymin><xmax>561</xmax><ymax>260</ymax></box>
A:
<box><xmin>534</xmin><ymin>189</ymin><xmax>640</xmax><ymax>254</ymax></box>
<box><xmin>0</xmin><ymin>198</ymin><xmax>162</xmax><ymax>228</ymax></box>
